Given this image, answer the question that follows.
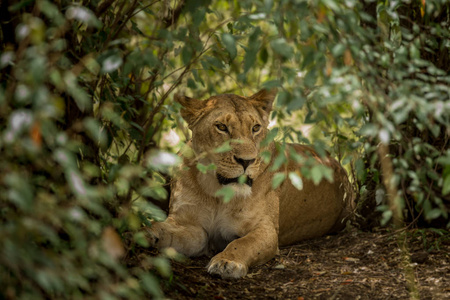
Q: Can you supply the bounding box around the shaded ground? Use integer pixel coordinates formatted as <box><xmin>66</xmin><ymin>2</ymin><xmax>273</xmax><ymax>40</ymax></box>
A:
<box><xmin>155</xmin><ymin>228</ymin><xmax>450</xmax><ymax>299</ymax></box>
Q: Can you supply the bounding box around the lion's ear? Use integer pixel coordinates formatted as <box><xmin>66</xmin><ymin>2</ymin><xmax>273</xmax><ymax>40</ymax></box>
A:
<box><xmin>175</xmin><ymin>94</ymin><xmax>206</xmax><ymax>125</ymax></box>
<box><xmin>249</xmin><ymin>89</ymin><xmax>277</xmax><ymax>114</ymax></box>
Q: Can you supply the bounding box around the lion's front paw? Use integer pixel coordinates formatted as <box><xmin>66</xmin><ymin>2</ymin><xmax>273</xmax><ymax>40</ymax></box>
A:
<box><xmin>207</xmin><ymin>255</ymin><xmax>248</xmax><ymax>279</ymax></box>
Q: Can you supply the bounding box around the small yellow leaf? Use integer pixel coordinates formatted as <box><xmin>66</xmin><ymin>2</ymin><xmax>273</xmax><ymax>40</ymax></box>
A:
<box><xmin>344</xmin><ymin>49</ymin><xmax>353</xmax><ymax>66</ymax></box>
<box><xmin>30</xmin><ymin>121</ymin><xmax>42</xmax><ymax>148</ymax></box>
<box><xmin>341</xmin><ymin>279</ymin><xmax>353</xmax><ymax>285</ymax></box>
<box><xmin>343</xmin><ymin>257</ymin><xmax>360</xmax><ymax>262</ymax></box>
<box><xmin>421</xmin><ymin>0</ymin><xmax>426</xmax><ymax>17</ymax></box>
<box><xmin>102</xmin><ymin>227</ymin><xmax>124</xmax><ymax>260</ymax></box>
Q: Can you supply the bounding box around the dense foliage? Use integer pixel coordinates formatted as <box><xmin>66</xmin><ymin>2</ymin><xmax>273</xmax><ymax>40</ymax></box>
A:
<box><xmin>0</xmin><ymin>0</ymin><xmax>448</xmax><ymax>298</ymax></box>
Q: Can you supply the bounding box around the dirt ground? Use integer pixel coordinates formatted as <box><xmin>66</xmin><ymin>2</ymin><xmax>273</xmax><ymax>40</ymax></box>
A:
<box><xmin>154</xmin><ymin>228</ymin><xmax>450</xmax><ymax>299</ymax></box>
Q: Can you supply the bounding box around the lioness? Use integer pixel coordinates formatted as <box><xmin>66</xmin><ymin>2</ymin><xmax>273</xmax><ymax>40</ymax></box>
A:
<box><xmin>146</xmin><ymin>89</ymin><xmax>354</xmax><ymax>278</ymax></box>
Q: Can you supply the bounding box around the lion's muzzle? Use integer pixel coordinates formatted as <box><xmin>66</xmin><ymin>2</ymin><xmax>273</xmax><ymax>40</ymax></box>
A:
<box><xmin>217</xmin><ymin>174</ymin><xmax>253</xmax><ymax>187</ymax></box>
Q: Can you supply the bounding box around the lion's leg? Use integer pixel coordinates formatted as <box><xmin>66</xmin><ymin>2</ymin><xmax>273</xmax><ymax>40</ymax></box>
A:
<box><xmin>207</xmin><ymin>226</ymin><xmax>278</xmax><ymax>278</ymax></box>
<box><xmin>146</xmin><ymin>217</ymin><xmax>208</xmax><ymax>257</ymax></box>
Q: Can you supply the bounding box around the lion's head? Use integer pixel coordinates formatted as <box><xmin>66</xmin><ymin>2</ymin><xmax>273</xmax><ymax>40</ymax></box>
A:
<box><xmin>176</xmin><ymin>89</ymin><xmax>276</xmax><ymax>198</ymax></box>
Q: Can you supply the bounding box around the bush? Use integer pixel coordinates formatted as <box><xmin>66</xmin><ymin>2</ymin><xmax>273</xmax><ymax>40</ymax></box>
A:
<box><xmin>1</xmin><ymin>0</ymin><xmax>448</xmax><ymax>298</ymax></box>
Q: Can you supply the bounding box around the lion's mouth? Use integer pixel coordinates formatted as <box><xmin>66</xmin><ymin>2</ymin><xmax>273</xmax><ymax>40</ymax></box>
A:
<box><xmin>216</xmin><ymin>174</ymin><xmax>253</xmax><ymax>187</ymax></box>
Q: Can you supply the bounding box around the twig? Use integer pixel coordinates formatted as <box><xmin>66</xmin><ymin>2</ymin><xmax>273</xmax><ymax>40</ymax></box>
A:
<box><xmin>136</xmin><ymin>29</ymin><xmax>218</xmax><ymax>163</ymax></box>
<box><xmin>378</xmin><ymin>143</ymin><xmax>419</xmax><ymax>300</ymax></box>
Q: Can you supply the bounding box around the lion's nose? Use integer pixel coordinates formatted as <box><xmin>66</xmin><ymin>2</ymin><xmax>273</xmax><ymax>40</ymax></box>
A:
<box><xmin>234</xmin><ymin>156</ymin><xmax>256</xmax><ymax>171</ymax></box>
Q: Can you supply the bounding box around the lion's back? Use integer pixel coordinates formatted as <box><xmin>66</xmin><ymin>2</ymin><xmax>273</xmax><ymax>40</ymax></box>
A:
<box><xmin>277</xmin><ymin>144</ymin><xmax>355</xmax><ymax>246</ymax></box>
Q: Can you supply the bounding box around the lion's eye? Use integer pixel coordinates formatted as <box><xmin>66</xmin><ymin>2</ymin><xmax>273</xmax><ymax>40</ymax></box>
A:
<box><xmin>252</xmin><ymin>124</ymin><xmax>261</xmax><ymax>133</ymax></box>
<box><xmin>216</xmin><ymin>123</ymin><xmax>228</xmax><ymax>132</ymax></box>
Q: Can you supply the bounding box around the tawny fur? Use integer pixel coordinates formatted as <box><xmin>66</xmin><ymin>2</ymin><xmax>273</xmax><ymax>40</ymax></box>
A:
<box><xmin>145</xmin><ymin>89</ymin><xmax>355</xmax><ymax>279</ymax></box>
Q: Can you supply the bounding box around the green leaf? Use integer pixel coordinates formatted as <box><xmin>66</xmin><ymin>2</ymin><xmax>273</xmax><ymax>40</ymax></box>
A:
<box><xmin>133</xmin><ymin>231</ymin><xmax>149</xmax><ymax>247</ymax></box>
<box><xmin>443</xmin><ymin>174</ymin><xmax>450</xmax><ymax>196</ymax></box>
<box><xmin>262</xmin><ymin>79</ymin><xmax>281</xmax><ymax>90</ymax></box>
<box><xmin>262</xmin><ymin>128</ymin><xmax>279</xmax><ymax>146</ymax></box>
<box><xmin>101</xmin><ymin>54</ymin><xmax>123</xmax><ymax>73</ymax></box>
<box><xmin>381</xmin><ymin>209</ymin><xmax>393</xmax><ymax>226</ymax></box>
<box><xmin>67</xmin><ymin>170</ymin><xmax>88</xmax><ymax>198</ymax></box>
<box><xmin>238</xmin><ymin>174</ymin><xmax>248</xmax><ymax>184</ymax></box>
<box><xmin>270</xmin><ymin>38</ymin><xmax>294</xmax><ymax>58</ymax></box>
<box><xmin>426</xmin><ymin>208</ymin><xmax>442</xmax><ymax>221</ymax></box>
<box><xmin>192</xmin><ymin>69</ymin><xmax>205</xmax><ymax>87</ymax></box>
<box><xmin>289</xmin><ymin>172</ymin><xmax>303</xmax><ymax>190</ymax></box>
<box><xmin>259</xmin><ymin>47</ymin><xmax>269</xmax><ymax>64</ymax></box>
<box><xmin>287</xmin><ymin>94</ymin><xmax>306</xmax><ymax>112</ymax></box>
<box><xmin>139</xmin><ymin>185</ymin><xmax>168</xmax><ymax>200</ymax></box>
<box><xmin>311</xmin><ymin>166</ymin><xmax>322</xmax><ymax>185</ymax></box>
<box><xmin>304</xmin><ymin>68</ymin><xmax>317</xmax><ymax>88</ymax></box>
<box><xmin>83</xmin><ymin>118</ymin><xmax>107</xmax><ymax>149</ymax></box>
<box><xmin>140</xmin><ymin>273</ymin><xmax>163</xmax><ymax>298</ymax></box>
<box><xmin>205</xmin><ymin>56</ymin><xmax>225</xmax><ymax>70</ymax></box>
<box><xmin>147</xmin><ymin>150</ymin><xmax>181</xmax><ymax>173</ymax></box>
<box><xmin>40</xmin><ymin>0</ymin><xmax>65</xmax><ymax>26</ymax></box>
<box><xmin>214</xmin><ymin>141</ymin><xmax>233</xmax><ymax>153</ymax></box>
<box><xmin>270</xmin><ymin>152</ymin><xmax>287</xmax><ymax>171</ymax></box>
<box><xmin>355</xmin><ymin>157</ymin><xmax>366</xmax><ymax>182</ymax></box>
<box><xmin>276</xmin><ymin>90</ymin><xmax>290</xmax><ymax>106</ymax></box>
<box><xmin>215</xmin><ymin>186</ymin><xmax>235</xmax><ymax>203</ymax></box>
<box><xmin>243</xmin><ymin>47</ymin><xmax>257</xmax><ymax>74</ymax></box>
<box><xmin>35</xmin><ymin>270</ymin><xmax>63</xmax><ymax>293</ymax></box>
<box><xmin>192</xmin><ymin>6</ymin><xmax>206</xmax><ymax>27</ymax></box>
<box><xmin>134</xmin><ymin>201</ymin><xmax>167</xmax><ymax>222</ymax></box>
<box><xmin>64</xmin><ymin>71</ymin><xmax>91</xmax><ymax>112</ymax></box>
<box><xmin>196</xmin><ymin>163</ymin><xmax>217</xmax><ymax>174</ymax></box>
<box><xmin>227</xmin><ymin>22</ymin><xmax>234</xmax><ymax>34</ymax></box>
<box><xmin>222</xmin><ymin>33</ymin><xmax>237</xmax><ymax>60</ymax></box>
<box><xmin>187</xmin><ymin>78</ymin><xmax>197</xmax><ymax>89</ymax></box>
<box><xmin>331</xmin><ymin>43</ymin><xmax>346</xmax><ymax>57</ymax></box>
<box><xmin>310</xmin><ymin>165</ymin><xmax>334</xmax><ymax>185</ymax></box>
<box><xmin>264</xmin><ymin>0</ymin><xmax>273</xmax><ymax>10</ymax></box>
<box><xmin>272</xmin><ymin>172</ymin><xmax>286</xmax><ymax>189</ymax></box>
<box><xmin>4</xmin><ymin>173</ymin><xmax>33</xmax><ymax>211</ymax></box>
<box><xmin>243</xmin><ymin>27</ymin><xmax>262</xmax><ymax>73</ymax></box>
<box><xmin>152</xmin><ymin>257</ymin><xmax>172</xmax><ymax>278</ymax></box>
<box><xmin>260</xmin><ymin>150</ymin><xmax>272</xmax><ymax>164</ymax></box>
<box><xmin>181</xmin><ymin>45</ymin><xmax>193</xmax><ymax>65</ymax></box>
<box><xmin>66</xmin><ymin>6</ymin><xmax>102</xmax><ymax>28</ymax></box>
